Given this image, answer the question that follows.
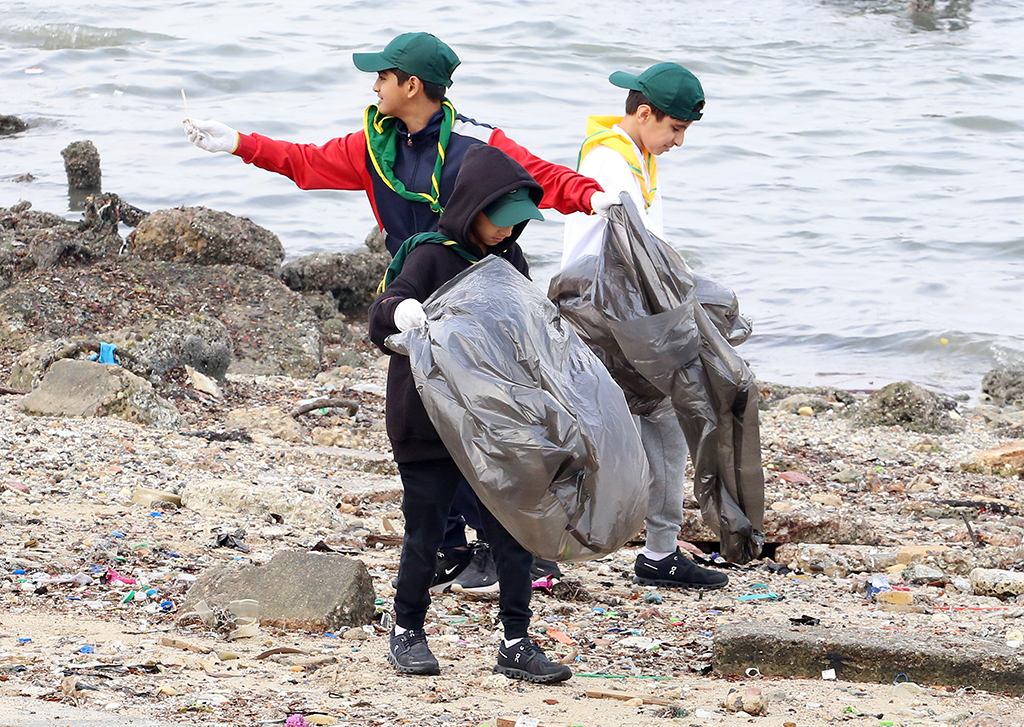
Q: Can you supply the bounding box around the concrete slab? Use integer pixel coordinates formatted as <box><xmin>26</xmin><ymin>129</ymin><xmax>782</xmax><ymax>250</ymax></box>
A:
<box><xmin>713</xmin><ymin>620</ymin><xmax>1024</xmax><ymax>695</ymax></box>
<box><xmin>0</xmin><ymin>696</ymin><xmax>182</xmax><ymax>727</ymax></box>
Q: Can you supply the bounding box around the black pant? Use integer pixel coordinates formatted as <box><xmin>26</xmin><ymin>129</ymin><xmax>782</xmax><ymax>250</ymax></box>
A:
<box><xmin>441</xmin><ymin>480</ymin><xmax>486</xmax><ymax>550</ymax></box>
<box><xmin>395</xmin><ymin>457</ymin><xmax>533</xmax><ymax>639</ymax></box>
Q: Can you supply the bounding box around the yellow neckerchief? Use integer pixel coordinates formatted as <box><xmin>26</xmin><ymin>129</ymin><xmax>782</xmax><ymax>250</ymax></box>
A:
<box><xmin>577</xmin><ymin>116</ymin><xmax>657</xmax><ymax>211</ymax></box>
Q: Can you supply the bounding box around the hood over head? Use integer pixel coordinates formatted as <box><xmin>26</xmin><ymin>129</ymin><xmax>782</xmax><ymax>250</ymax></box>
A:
<box><xmin>438</xmin><ymin>144</ymin><xmax>544</xmax><ymax>257</ymax></box>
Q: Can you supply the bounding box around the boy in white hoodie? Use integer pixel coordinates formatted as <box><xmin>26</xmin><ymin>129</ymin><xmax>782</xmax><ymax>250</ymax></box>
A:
<box><xmin>561</xmin><ymin>62</ymin><xmax>728</xmax><ymax>590</ymax></box>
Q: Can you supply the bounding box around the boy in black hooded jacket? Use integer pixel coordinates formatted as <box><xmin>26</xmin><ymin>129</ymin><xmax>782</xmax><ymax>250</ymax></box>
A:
<box><xmin>368</xmin><ymin>144</ymin><xmax>572</xmax><ymax>683</ymax></box>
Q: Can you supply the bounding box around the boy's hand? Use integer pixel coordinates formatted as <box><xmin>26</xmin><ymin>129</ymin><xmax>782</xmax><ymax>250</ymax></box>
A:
<box><xmin>184</xmin><ymin>118</ymin><xmax>240</xmax><ymax>154</ymax></box>
<box><xmin>590</xmin><ymin>191</ymin><xmax>623</xmax><ymax>217</ymax></box>
<box><xmin>394</xmin><ymin>298</ymin><xmax>427</xmax><ymax>331</ymax></box>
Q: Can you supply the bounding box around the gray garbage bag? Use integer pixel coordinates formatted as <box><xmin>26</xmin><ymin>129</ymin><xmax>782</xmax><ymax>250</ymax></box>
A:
<box><xmin>548</xmin><ymin>196</ymin><xmax>765</xmax><ymax>564</ymax></box>
<box><xmin>387</xmin><ymin>255</ymin><xmax>650</xmax><ymax>562</ymax></box>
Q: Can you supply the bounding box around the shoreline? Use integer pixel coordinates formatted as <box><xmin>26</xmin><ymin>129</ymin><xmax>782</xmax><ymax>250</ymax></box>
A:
<box><xmin>3</xmin><ymin>195</ymin><xmax>1024</xmax><ymax>725</ymax></box>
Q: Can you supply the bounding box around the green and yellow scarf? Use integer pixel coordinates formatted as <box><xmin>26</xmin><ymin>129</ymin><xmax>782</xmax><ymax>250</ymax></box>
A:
<box><xmin>364</xmin><ymin>101</ymin><xmax>456</xmax><ymax>214</ymax></box>
<box><xmin>577</xmin><ymin>115</ymin><xmax>657</xmax><ymax>210</ymax></box>
<box><xmin>377</xmin><ymin>231</ymin><xmax>479</xmax><ymax>294</ymax></box>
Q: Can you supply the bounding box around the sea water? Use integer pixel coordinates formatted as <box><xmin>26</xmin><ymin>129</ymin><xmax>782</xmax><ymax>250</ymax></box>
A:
<box><xmin>2</xmin><ymin>0</ymin><xmax>1022</xmax><ymax>396</ymax></box>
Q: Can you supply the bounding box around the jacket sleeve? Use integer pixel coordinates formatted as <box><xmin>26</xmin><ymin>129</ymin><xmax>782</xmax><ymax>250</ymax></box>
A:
<box><xmin>234</xmin><ymin>129</ymin><xmax>371</xmax><ymax>191</ymax></box>
<box><xmin>487</xmin><ymin>128</ymin><xmax>603</xmax><ymax>216</ymax></box>
<box><xmin>367</xmin><ymin>247</ymin><xmax>438</xmax><ymax>354</ymax></box>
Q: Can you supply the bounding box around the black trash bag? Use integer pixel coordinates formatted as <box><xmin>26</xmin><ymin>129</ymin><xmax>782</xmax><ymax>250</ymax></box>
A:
<box><xmin>548</xmin><ymin>195</ymin><xmax>765</xmax><ymax>564</ymax></box>
<box><xmin>387</xmin><ymin>256</ymin><xmax>649</xmax><ymax>562</ymax></box>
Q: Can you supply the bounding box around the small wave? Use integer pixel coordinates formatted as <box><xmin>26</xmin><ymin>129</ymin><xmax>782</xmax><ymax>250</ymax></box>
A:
<box><xmin>0</xmin><ymin>23</ymin><xmax>174</xmax><ymax>50</ymax></box>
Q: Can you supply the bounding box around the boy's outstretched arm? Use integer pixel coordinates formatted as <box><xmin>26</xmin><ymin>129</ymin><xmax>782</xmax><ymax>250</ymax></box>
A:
<box><xmin>183</xmin><ymin>118</ymin><xmax>371</xmax><ymax>191</ymax></box>
<box><xmin>487</xmin><ymin>128</ymin><xmax>603</xmax><ymax>216</ymax></box>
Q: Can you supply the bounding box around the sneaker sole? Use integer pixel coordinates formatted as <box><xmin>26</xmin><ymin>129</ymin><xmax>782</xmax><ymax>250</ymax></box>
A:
<box><xmin>493</xmin><ymin>665</ymin><xmax>572</xmax><ymax>684</ymax></box>
<box><xmin>450</xmin><ymin>582</ymin><xmax>500</xmax><ymax>595</ymax></box>
<box><xmin>386</xmin><ymin>651</ymin><xmax>440</xmax><ymax>676</ymax></box>
<box><xmin>632</xmin><ymin>575</ymin><xmax>728</xmax><ymax>590</ymax></box>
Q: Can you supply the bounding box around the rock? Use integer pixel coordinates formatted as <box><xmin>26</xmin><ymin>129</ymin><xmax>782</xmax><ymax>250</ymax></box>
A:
<box><xmin>851</xmin><ymin>381</ymin><xmax>960</xmax><ymax>434</ymax></box>
<box><xmin>724</xmin><ymin>687</ymin><xmax>768</xmax><ymax>716</ymax></box>
<box><xmin>875</xmin><ymin>590</ymin><xmax>914</xmax><ymax>605</ymax></box>
<box><xmin>775</xmin><ymin>544</ymin><xmax>897</xmax><ymax>577</ymax></box>
<box><xmin>969</xmin><ymin>568</ymin><xmax>1024</xmax><ymax>600</ymax></box>
<box><xmin>901</xmin><ymin>563</ymin><xmax>945</xmax><ymax>585</ymax></box>
<box><xmin>61</xmin><ymin>140</ymin><xmax>101</xmax><ymax>190</ymax></box>
<box><xmin>179</xmin><ymin>478</ymin><xmax>342</xmax><ymax>529</ymax></box>
<box><xmin>775</xmin><ymin>543</ymin><xmax>1020</xmax><ymax>577</ymax></box>
<box><xmin>809</xmin><ymin>493</ymin><xmax>842</xmax><ymax>507</ymax></box>
<box><xmin>1</xmin><ymin>202</ymin><xmax>120</xmax><ymax>278</ymax></box>
<box><xmin>682</xmin><ymin>507</ymin><xmax>880</xmax><ymax>546</ymax></box>
<box><xmin>182</xmin><ymin>551</ymin><xmax>375</xmax><ymax>633</ymax></box>
<box><xmin>17</xmin><ymin>358</ymin><xmax>181</xmax><ymax>429</ymax></box>
<box><xmin>0</xmin><ymin>260</ymin><xmax>322</xmax><ymax>378</ymax></box>
<box><xmin>758</xmin><ymin>382</ymin><xmax>857</xmax><ymax>408</ymax></box>
<box><xmin>129</xmin><ymin>207</ymin><xmax>284</xmax><ymax>276</ymax></box>
<box><xmin>961</xmin><ymin>441</ymin><xmax>1024</xmax><ymax>478</ymax></box>
<box><xmin>774</xmin><ymin>394</ymin><xmax>839</xmax><ymax>415</ymax></box>
<box><xmin>981</xmin><ymin>368</ymin><xmax>1024</xmax><ymax>406</ymax></box>
<box><xmin>226</xmin><ymin>406</ymin><xmax>306</xmax><ymax>443</ymax></box>
<box><xmin>713</xmin><ymin>620</ymin><xmax>1024</xmax><ymax>695</ymax></box>
<box><xmin>0</xmin><ymin>115</ymin><xmax>29</xmax><ymax>135</ymax></box>
<box><xmin>117</xmin><ymin>315</ymin><xmax>234</xmax><ymax>381</ymax></box>
<box><xmin>279</xmin><ymin>250</ymin><xmax>390</xmax><ymax>313</ymax></box>
<box><xmin>8</xmin><ymin>339</ymin><xmax>72</xmax><ymax>390</ymax></box>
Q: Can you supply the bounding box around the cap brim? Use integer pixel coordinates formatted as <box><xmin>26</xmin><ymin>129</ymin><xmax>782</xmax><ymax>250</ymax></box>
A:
<box><xmin>352</xmin><ymin>51</ymin><xmax>392</xmax><ymax>73</ymax></box>
<box><xmin>608</xmin><ymin>70</ymin><xmax>641</xmax><ymax>91</ymax></box>
<box><xmin>485</xmin><ymin>201</ymin><xmax>544</xmax><ymax>227</ymax></box>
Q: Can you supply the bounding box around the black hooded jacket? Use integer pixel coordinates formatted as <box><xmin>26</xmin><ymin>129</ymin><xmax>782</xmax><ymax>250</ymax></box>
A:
<box><xmin>368</xmin><ymin>144</ymin><xmax>544</xmax><ymax>463</ymax></box>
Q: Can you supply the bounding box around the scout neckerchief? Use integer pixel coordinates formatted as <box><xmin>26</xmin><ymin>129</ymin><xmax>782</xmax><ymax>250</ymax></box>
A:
<box><xmin>377</xmin><ymin>231</ymin><xmax>479</xmax><ymax>294</ymax></box>
<box><xmin>364</xmin><ymin>101</ymin><xmax>456</xmax><ymax>214</ymax></box>
<box><xmin>577</xmin><ymin>115</ymin><xmax>657</xmax><ymax>211</ymax></box>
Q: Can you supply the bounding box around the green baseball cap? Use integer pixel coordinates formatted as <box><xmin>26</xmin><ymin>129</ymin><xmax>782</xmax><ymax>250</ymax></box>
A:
<box><xmin>352</xmin><ymin>32</ymin><xmax>460</xmax><ymax>87</ymax></box>
<box><xmin>483</xmin><ymin>187</ymin><xmax>544</xmax><ymax>227</ymax></box>
<box><xmin>609</xmin><ymin>62</ymin><xmax>705</xmax><ymax>121</ymax></box>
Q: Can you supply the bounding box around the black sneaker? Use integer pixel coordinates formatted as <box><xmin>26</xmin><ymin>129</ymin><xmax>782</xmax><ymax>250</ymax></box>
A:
<box><xmin>388</xmin><ymin>547</ymin><xmax>473</xmax><ymax>592</ymax></box>
<box><xmin>633</xmin><ymin>548</ymin><xmax>729</xmax><ymax>589</ymax></box>
<box><xmin>451</xmin><ymin>542</ymin><xmax>499</xmax><ymax>595</ymax></box>
<box><xmin>530</xmin><ymin>557</ymin><xmax>563</xmax><ymax>580</ymax></box>
<box><xmin>386</xmin><ymin>628</ymin><xmax>439</xmax><ymax>676</ymax></box>
<box><xmin>494</xmin><ymin>638</ymin><xmax>572</xmax><ymax>683</ymax></box>
<box><xmin>430</xmin><ymin>547</ymin><xmax>473</xmax><ymax>594</ymax></box>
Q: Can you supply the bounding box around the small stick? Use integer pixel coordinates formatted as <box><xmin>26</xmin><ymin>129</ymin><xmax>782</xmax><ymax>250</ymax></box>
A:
<box><xmin>181</xmin><ymin>89</ymin><xmax>190</xmax><ymax>121</ymax></box>
<box><xmin>961</xmin><ymin>511</ymin><xmax>981</xmax><ymax>548</ymax></box>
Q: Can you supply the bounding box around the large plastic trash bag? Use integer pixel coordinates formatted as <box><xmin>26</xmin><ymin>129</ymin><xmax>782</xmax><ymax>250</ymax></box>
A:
<box><xmin>548</xmin><ymin>196</ymin><xmax>765</xmax><ymax>564</ymax></box>
<box><xmin>386</xmin><ymin>255</ymin><xmax>650</xmax><ymax>562</ymax></box>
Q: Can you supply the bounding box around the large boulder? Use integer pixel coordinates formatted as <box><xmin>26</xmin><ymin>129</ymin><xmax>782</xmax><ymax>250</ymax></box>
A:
<box><xmin>182</xmin><ymin>551</ymin><xmax>376</xmax><ymax>633</ymax></box>
<box><xmin>850</xmin><ymin>381</ymin><xmax>960</xmax><ymax>434</ymax></box>
<box><xmin>18</xmin><ymin>358</ymin><xmax>182</xmax><ymax>429</ymax></box>
<box><xmin>129</xmin><ymin>206</ymin><xmax>285</xmax><ymax>276</ymax></box>
<box><xmin>0</xmin><ymin>260</ymin><xmax>322</xmax><ymax>378</ymax></box>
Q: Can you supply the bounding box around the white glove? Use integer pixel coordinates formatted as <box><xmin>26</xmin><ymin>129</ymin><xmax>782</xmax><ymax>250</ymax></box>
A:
<box><xmin>393</xmin><ymin>298</ymin><xmax>427</xmax><ymax>332</ymax></box>
<box><xmin>590</xmin><ymin>190</ymin><xmax>624</xmax><ymax>218</ymax></box>
<box><xmin>183</xmin><ymin>118</ymin><xmax>240</xmax><ymax>154</ymax></box>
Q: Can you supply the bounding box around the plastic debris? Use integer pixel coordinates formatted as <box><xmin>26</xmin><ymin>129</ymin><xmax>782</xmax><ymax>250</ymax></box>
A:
<box><xmin>737</xmin><ymin>584</ymin><xmax>781</xmax><ymax>602</ymax></box>
<box><xmin>866</xmin><ymin>575</ymin><xmax>892</xmax><ymax>601</ymax></box>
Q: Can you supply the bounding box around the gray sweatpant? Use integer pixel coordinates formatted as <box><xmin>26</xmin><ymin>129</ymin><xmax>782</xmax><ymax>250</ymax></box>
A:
<box><xmin>638</xmin><ymin>398</ymin><xmax>687</xmax><ymax>553</ymax></box>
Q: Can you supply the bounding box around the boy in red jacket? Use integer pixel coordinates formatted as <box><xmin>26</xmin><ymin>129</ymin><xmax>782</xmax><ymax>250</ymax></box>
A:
<box><xmin>184</xmin><ymin>32</ymin><xmax>617</xmax><ymax>254</ymax></box>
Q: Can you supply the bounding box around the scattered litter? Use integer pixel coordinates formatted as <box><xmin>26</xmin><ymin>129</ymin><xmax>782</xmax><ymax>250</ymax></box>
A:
<box><xmin>737</xmin><ymin>584</ymin><xmax>781</xmax><ymax>602</ymax></box>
